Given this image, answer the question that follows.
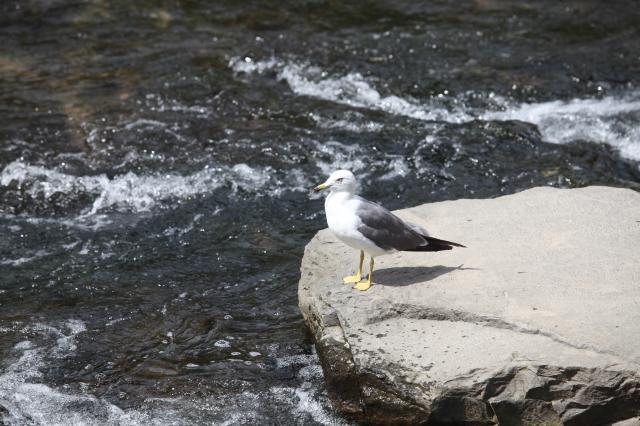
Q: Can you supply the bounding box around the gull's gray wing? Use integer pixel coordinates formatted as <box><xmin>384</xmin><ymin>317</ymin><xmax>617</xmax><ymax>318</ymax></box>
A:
<box><xmin>355</xmin><ymin>197</ymin><xmax>426</xmax><ymax>251</ymax></box>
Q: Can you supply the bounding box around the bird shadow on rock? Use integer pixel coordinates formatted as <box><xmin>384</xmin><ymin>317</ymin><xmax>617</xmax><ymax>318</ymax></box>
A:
<box><xmin>374</xmin><ymin>264</ymin><xmax>476</xmax><ymax>287</ymax></box>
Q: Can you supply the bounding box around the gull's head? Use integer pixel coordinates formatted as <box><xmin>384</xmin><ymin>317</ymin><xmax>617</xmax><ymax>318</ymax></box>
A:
<box><xmin>313</xmin><ymin>170</ymin><xmax>357</xmax><ymax>194</ymax></box>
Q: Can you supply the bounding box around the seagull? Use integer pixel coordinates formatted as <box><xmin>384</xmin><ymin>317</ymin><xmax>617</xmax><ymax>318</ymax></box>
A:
<box><xmin>313</xmin><ymin>170</ymin><xmax>465</xmax><ymax>291</ymax></box>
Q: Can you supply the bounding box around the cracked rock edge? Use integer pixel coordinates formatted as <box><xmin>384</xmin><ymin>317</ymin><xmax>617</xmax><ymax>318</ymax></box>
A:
<box><xmin>299</xmin><ymin>259</ymin><xmax>640</xmax><ymax>426</ymax></box>
<box><xmin>301</xmin><ymin>298</ymin><xmax>640</xmax><ymax>425</ymax></box>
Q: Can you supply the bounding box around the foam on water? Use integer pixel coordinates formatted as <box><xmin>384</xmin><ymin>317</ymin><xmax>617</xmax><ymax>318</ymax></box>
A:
<box><xmin>162</xmin><ymin>213</ymin><xmax>203</xmax><ymax>237</ymax></box>
<box><xmin>311</xmin><ymin>139</ymin><xmax>410</xmax><ymax>184</ymax></box>
<box><xmin>309</xmin><ymin>113</ymin><xmax>384</xmax><ymax>133</ymax></box>
<box><xmin>270</xmin><ymin>353</ymin><xmax>347</xmax><ymax>426</ymax></box>
<box><xmin>0</xmin><ymin>320</ymin><xmax>343</xmax><ymax>426</ymax></box>
<box><xmin>483</xmin><ymin>94</ymin><xmax>640</xmax><ymax>161</ymax></box>
<box><xmin>230</xmin><ymin>57</ymin><xmax>473</xmax><ymax>123</ymax></box>
<box><xmin>313</xmin><ymin>140</ymin><xmax>367</xmax><ymax>177</ymax></box>
<box><xmin>123</xmin><ymin>119</ymin><xmax>168</xmax><ymax>130</ymax></box>
<box><xmin>231</xmin><ymin>57</ymin><xmax>640</xmax><ymax>162</ymax></box>
<box><xmin>229</xmin><ymin>56</ymin><xmax>279</xmax><ymax>74</ymax></box>
<box><xmin>0</xmin><ymin>319</ymin><xmax>133</xmax><ymax>426</ymax></box>
<box><xmin>379</xmin><ymin>157</ymin><xmax>411</xmax><ymax>180</ymax></box>
<box><xmin>0</xmin><ymin>161</ymin><xmax>303</xmax><ymax>221</ymax></box>
<box><xmin>0</xmin><ymin>249</ymin><xmax>51</xmax><ymax>266</ymax></box>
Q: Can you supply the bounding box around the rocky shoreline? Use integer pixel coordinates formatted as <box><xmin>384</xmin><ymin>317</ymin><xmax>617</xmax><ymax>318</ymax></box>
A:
<box><xmin>299</xmin><ymin>186</ymin><xmax>640</xmax><ymax>425</ymax></box>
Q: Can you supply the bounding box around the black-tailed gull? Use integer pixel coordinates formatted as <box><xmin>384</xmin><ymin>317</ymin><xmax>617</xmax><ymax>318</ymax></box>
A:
<box><xmin>313</xmin><ymin>170</ymin><xmax>465</xmax><ymax>291</ymax></box>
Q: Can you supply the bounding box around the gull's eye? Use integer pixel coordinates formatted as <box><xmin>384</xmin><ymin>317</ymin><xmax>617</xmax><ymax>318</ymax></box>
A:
<box><xmin>336</xmin><ymin>178</ymin><xmax>344</xmax><ymax>183</ymax></box>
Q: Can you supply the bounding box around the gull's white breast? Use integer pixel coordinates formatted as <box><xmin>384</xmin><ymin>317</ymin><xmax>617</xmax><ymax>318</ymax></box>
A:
<box><xmin>324</xmin><ymin>192</ymin><xmax>389</xmax><ymax>257</ymax></box>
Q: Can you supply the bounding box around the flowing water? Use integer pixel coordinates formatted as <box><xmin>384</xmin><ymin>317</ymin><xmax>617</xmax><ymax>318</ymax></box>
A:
<box><xmin>1</xmin><ymin>1</ymin><xmax>639</xmax><ymax>424</ymax></box>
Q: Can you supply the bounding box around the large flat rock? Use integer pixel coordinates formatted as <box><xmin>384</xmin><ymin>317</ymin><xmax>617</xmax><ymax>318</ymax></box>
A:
<box><xmin>298</xmin><ymin>186</ymin><xmax>640</xmax><ymax>425</ymax></box>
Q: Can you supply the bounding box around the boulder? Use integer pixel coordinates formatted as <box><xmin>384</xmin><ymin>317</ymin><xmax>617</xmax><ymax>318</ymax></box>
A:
<box><xmin>298</xmin><ymin>186</ymin><xmax>640</xmax><ymax>425</ymax></box>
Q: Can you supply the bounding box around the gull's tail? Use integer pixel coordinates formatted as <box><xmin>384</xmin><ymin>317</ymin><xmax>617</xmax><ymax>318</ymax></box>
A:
<box><xmin>405</xmin><ymin>235</ymin><xmax>466</xmax><ymax>252</ymax></box>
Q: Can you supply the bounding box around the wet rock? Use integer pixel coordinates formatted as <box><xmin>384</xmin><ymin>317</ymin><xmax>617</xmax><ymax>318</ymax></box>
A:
<box><xmin>298</xmin><ymin>186</ymin><xmax>640</xmax><ymax>425</ymax></box>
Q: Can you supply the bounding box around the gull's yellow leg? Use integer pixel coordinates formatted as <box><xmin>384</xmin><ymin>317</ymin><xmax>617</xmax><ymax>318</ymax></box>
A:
<box><xmin>355</xmin><ymin>257</ymin><xmax>374</xmax><ymax>291</ymax></box>
<box><xmin>343</xmin><ymin>251</ymin><xmax>364</xmax><ymax>284</ymax></box>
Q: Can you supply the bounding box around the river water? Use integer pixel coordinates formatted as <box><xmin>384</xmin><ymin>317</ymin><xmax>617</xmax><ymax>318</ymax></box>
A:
<box><xmin>1</xmin><ymin>1</ymin><xmax>639</xmax><ymax>425</ymax></box>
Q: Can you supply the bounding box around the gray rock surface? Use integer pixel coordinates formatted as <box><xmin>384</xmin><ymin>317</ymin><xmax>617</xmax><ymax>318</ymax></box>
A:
<box><xmin>298</xmin><ymin>186</ymin><xmax>640</xmax><ymax>425</ymax></box>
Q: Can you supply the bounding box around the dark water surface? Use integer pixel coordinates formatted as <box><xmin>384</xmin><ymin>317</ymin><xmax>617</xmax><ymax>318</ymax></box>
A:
<box><xmin>1</xmin><ymin>1</ymin><xmax>639</xmax><ymax>424</ymax></box>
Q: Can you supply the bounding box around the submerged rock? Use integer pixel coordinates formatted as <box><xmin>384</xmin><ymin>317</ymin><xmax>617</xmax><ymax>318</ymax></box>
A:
<box><xmin>298</xmin><ymin>186</ymin><xmax>640</xmax><ymax>425</ymax></box>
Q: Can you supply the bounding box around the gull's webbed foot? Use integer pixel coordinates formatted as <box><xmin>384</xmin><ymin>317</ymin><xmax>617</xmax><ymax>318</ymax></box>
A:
<box><xmin>354</xmin><ymin>257</ymin><xmax>374</xmax><ymax>291</ymax></box>
<box><xmin>343</xmin><ymin>274</ymin><xmax>362</xmax><ymax>284</ymax></box>
<box><xmin>354</xmin><ymin>278</ymin><xmax>371</xmax><ymax>291</ymax></box>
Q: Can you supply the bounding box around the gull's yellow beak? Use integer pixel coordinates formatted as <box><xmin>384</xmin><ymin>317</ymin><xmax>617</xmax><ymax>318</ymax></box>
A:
<box><xmin>313</xmin><ymin>182</ymin><xmax>329</xmax><ymax>193</ymax></box>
